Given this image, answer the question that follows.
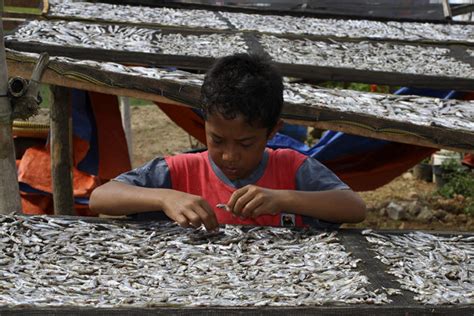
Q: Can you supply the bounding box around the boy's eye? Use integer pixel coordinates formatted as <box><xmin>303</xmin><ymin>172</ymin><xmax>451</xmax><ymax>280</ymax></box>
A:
<box><xmin>212</xmin><ymin>137</ymin><xmax>222</xmax><ymax>144</ymax></box>
<box><xmin>240</xmin><ymin>142</ymin><xmax>253</xmax><ymax>148</ymax></box>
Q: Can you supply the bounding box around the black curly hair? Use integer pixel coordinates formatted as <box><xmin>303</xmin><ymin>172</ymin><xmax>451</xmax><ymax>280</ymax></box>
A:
<box><xmin>201</xmin><ymin>53</ymin><xmax>283</xmax><ymax>131</ymax></box>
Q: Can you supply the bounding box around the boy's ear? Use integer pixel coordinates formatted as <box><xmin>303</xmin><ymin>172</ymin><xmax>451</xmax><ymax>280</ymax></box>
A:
<box><xmin>268</xmin><ymin>119</ymin><xmax>284</xmax><ymax>140</ymax></box>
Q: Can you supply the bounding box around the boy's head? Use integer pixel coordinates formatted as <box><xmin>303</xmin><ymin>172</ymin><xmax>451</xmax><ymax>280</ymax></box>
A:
<box><xmin>201</xmin><ymin>53</ymin><xmax>284</xmax><ymax>180</ymax></box>
<box><xmin>201</xmin><ymin>53</ymin><xmax>283</xmax><ymax>132</ymax></box>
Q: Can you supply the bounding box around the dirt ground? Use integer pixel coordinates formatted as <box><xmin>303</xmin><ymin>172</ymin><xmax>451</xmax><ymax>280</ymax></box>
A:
<box><xmin>129</xmin><ymin>105</ymin><xmax>472</xmax><ymax>232</ymax></box>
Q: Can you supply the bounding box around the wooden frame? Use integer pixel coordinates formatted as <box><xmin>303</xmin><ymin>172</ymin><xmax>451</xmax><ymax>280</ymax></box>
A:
<box><xmin>5</xmin><ymin>33</ymin><xmax>474</xmax><ymax>91</ymax></box>
<box><xmin>6</xmin><ymin>50</ymin><xmax>474</xmax><ymax>153</ymax></box>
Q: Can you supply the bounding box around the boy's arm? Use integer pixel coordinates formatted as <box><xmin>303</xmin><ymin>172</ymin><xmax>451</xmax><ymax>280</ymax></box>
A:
<box><xmin>89</xmin><ymin>180</ymin><xmax>168</xmax><ymax>215</ymax></box>
<box><xmin>228</xmin><ymin>156</ymin><xmax>366</xmax><ymax>223</ymax></box>
<box><xmin>90</xmin><ymin>181</ymin><xmax>218</xmax><ymax>230</ymax></box>
<box><xmin>228</xmin><ymin>186</ymin><xmax>365</xmax><ymax>223</ymax></box>
<box><xmin>278</xmin><ymin>189</ymin><xmax>366</xmax><ymax>223</ymax></box>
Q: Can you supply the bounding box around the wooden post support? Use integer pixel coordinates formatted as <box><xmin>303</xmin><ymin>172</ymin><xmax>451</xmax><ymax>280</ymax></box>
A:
<box><xmin>119</xmin><ymin>96</ymin><xmax>133</xmax><ymax>163</ymax></box>
<box><xmin>442</xmin><ymin>0</ymin><xmax>453</xmax><ymax>19</ymax></box>
<box><xmin>50</xmin><ymin>85</ymin><xmax>74</xmax><ymax>215</ymax></box>
<box><xmin>0</xmin><ymin>0</ymin><xmax>22</xmax><ymax>214</ymax></box>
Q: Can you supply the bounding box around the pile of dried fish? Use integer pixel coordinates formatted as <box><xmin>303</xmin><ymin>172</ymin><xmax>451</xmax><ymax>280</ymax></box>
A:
<box><xmin>47</xmin><ymin>1</ymin><xmax>474</xmax><ymax>44</ymax></box>
<box><xmin>7</xmin><ymin>20</ymin><xmax>247</xmax><ymax>57</ymax></box>
<box><xmin>0</xmin><ymin>214</ymin><xmax>389</xmax><ymax>307</ymax></box>
<box><xmin>58</xmin><ymin>55</ymin><xmax>205</xmax><ymax>86</ymax></box>
<box><xmin>259</xmin><ymin>35</ymin><xmax>474</xmax><ymax>79</ymax></box>
<box><xmin>284</xmin><ymin>83</ymin><xmax>474</xmax><ymax>131</ymax></box>
<box><xmin>7</xmin><ymin>49</ymin><xmax>474</xmax><ymax>133</ymax></box>
<box><xmin>363</xmin><ymin>230</ymin><xmax>474</xmax><ymax>305</ymax></box>
<box><xmin>49</xmin><ymin>2</ymin><xmax>230</xmax><ymax>30</ymax></box>
<box><xmin>222</xmin><ymin>12</ymin><xmax>474</xmax><ymax>44</ymax></box>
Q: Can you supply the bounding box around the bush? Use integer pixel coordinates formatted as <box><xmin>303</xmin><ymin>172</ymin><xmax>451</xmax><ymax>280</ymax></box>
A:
<box><xmin>436</xmin><ymin>158</ymin><xmax>474</xmax><ymax>215</ymax></box>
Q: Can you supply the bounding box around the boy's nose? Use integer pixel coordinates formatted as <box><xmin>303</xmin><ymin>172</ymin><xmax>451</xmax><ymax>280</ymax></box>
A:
<box><xmin>222</xmin><ymin>147</ymin><xmax>240</xmax><ymax>162</ymax></box>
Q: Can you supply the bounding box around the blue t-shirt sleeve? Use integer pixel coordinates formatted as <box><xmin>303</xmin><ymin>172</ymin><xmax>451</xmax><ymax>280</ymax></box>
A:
<box><xmin>296</xmin><ymin>157</ymin><xmax>350</xmax><ymax>191</ymax></box>
<box><xmin>295</xmin><ymin>157</ymin><xmax>350</xmax><ymax>229</ymax></box>
<box><xmin>113</xmin><ymin>157</ymin><xmax>171</xmax><ymax>188</ymax></box>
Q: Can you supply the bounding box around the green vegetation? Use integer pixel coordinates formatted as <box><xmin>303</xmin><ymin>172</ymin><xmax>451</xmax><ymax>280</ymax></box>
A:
<box><xmin>318</xmin><ymin>82</ymin><xmax>394</xmax><ymax>93</ymax></box>
<box><xmin>436</xmin><ymin>158</ymin><xmax>474</xmax><ymax>215</ymax></box>
<box><xmin>4</xmin><ymin>6</ymin><xmax>41</xmax><ymax>15</ymax></box>
<box><xmin>39</xmin><ymin>84</ymin><xmax>51</xmax><ymax>108</ymax></box>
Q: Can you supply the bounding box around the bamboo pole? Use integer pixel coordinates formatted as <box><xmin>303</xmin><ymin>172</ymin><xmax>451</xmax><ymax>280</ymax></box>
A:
<box><xmin>50</xmin><ymin>85</ymin><xmax>74</xmax><ymax>215</ymax></box>
<box><xmin>119</xmin><ymin>96</ymin><xmax>133</xmax><ymax>163</ymax></box>
<box><xmin>0</xmin><ymin>0</ymin><xmax>22</xmax><ymax>214</ymax></box>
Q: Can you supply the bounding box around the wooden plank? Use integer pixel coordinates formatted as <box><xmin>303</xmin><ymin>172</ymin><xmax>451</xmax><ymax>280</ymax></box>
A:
<box><xmin>7</xmin><ymin>54</ymin><xmax>198</xmax><ymax>106</ymax></box>
<box><xmin>0</xmin><ymin>0</ymin><xmax>22</xmax><ymax>214</ymax></box>
<box><xmin>0</xmin><ymin>305</ymin><xmax>473</xmax><ymax>316</ymax></box>
<box><xmin>6</xmin><ymin>39</ymin><xmax>474</xmax><ymax>92</ymax></box>
<box><xmin>282</xmin><ymin>105</ymin><xmax>474</xmax><ymax>153</ymax></box>
<box><xmin>277</xmin><ymin>62</ymin><xmax>474</xmax><ymax>92</ymax></box>
<box><xmin>452</xmin><ymin>4</ymin><xmax>474</xmax><ymax>16</ymax></box>
<box><xmin>50</xmin><ymin>85</ymin><xmax>74</xmax><ymax>216</ymax></box>
<box><xmin>6</xmin><ymin>53</ymin><xmax>474</xmax><ymax>154</ymax></box>
<box><xmin>2</xmin><ymin>18</ymin><xmax>25</xmax><ymax>32</ymax></box>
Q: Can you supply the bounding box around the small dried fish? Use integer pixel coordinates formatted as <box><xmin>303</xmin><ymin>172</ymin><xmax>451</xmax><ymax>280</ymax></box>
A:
<box><xmin>0</xmin><ymin>214</ymin><xmax>389</xmax><ymax>307</ymax></box>
<box><xmin>221</xmin><ymin>12</ymin><xmax>474</xmax><ymax>44</ymax></box>
<box><xmin>49</xmin><ymin>1</ymin><xmax>229</xmax><ymax>30</ymax></box>
<box><xmin>364</xmin><ymin>230</ymin><xmax>474</xmax><ymax>305</ymax></box>
<box><xmin>47</xmin><ymin>1</ymin><xmax>474</xmax><ymax>44</ymax></box>
<box><xmin>6</xmin><ymin>20</ymin><xmax>247</xmax><ymax>57</ymax></box>
<box><xmin>259</xmin><ymin>35</ymin><xmax>474</xmax><ymax>79</ymax></box>
<box><xmin>216</xmin><ymin>204</ymin><xmax>231</xmax><ymax>212</ymax></box>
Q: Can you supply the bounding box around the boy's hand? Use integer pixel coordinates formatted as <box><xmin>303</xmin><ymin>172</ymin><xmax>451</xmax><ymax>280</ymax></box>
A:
<box><xmin>162</xmin><ymin>191</ymin><xmax>218</xmax><ymax>231</ymax></box>
<box><xmin>227</xmin><ymin>185</ymin><xmax>283</xmax><ymax>219</ymax></box>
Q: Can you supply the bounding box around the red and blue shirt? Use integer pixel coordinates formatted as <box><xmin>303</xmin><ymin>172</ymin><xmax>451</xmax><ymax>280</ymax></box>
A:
<box><xmin>115</xmin><ymin>148</ymin><xmax>349</xmax><ymax>228</ymax></box>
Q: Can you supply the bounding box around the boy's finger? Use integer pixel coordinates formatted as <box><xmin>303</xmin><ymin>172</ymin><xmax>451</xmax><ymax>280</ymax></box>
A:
<box><xmin>250</xmin><ymin>204</ymin><xmax>266</xmax><ymax>218</ymax></box>
<box><xmin>199</xmin><ymin>200</ymin><xmax>219</xmax><ymax>228</ymax></box>
<box><xmin>241</xmin><ymin>198</ymin><xmax>263</xmax><ymax>218</ymax></box>
<box><xmin>233</xmin><ymin>190</ymin><xmax>255</xmax><ymax>217</ymax></box>
<box><xmin>175</xmin><ymin>214</ymin><xmax>191</xmax><ymax>228</ymax></box>
<box><xmin>193</xmin><ymin>205</ymin><xmax>217</xmax><ymax>231</ymax></box>
<box><xmin>184</xmin><ymin>210</ymin><xmax>203</xmax><ymax>228</ymax></box>
<box><xmin>227</xmin><ymin>187</ymin><xmax>248</xmax><ymax>211</ymax></box>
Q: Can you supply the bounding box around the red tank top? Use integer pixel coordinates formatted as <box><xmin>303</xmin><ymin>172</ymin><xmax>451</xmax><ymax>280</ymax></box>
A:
<box><xmin>165</xmin><ymin>149</ymin><xmax>307</xmax><ymax>227</ymax></box>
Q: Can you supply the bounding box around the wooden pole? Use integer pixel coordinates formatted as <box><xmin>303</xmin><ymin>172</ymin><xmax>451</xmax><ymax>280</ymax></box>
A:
<box><xmin>50</xmin><ymin>85</ymin><xmax>74</xmax><ymax>215</ymax></box>
<box><xmin>442</xmin><ymin>0</ymin><xmax>453</xmax><ymax>19</ymax></box>
<box><xmin>0</xmin><ymin>0</ymin><xmax>22</xmax><ymax>214</ymax></box>
<box><xmin>119</xmin><ymin>96</ymin><xmax>133</xmax><ymax>163</ymax></box>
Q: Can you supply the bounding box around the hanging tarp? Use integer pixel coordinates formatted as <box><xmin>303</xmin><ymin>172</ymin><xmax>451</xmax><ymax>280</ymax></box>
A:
<box><xmin>17</xmin><ymin>90</ymin><xmax>131</xmax><ymax>215</ymax></box>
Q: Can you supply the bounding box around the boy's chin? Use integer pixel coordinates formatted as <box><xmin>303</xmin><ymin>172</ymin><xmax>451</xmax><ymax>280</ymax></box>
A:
<box><xmin>223</xmin><ymin>168</ymin><xmax>246</xmax><ymax>181</ymax></box>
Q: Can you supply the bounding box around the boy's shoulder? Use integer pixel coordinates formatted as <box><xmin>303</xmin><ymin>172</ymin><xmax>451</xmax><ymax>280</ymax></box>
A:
<box><xmin>267</xmin><ymin>148</ymin><xmax>307</xmax><ymax>168</ymax></box>
<box><xmin>268</xmin><ymin>148</ymin><xmax>307</xmax><ymax>160</ymax></box>
<box><xmin>165</xmin><ymin>151</ymin><xmax>209</xmax><ymax>167</ymax></box>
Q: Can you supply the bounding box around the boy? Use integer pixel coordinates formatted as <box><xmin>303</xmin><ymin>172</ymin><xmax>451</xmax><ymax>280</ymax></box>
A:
<box><xmin>90</xmin><ymin>54</ymin><xmax>366</xmax><ymax>230</ymax></box>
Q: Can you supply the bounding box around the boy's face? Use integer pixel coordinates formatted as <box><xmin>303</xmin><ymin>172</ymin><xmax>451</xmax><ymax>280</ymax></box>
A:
<box><xmin>205</xmin><ymin>113</ymin><xmax>282</xmax><ymax>181</ymax></box>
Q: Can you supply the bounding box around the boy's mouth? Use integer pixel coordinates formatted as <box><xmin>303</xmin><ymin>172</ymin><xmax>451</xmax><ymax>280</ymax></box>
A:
<box><xmin>223</xmin><ymin>166</ymin><xmax>240</xmax><ymax>177</ymax></box>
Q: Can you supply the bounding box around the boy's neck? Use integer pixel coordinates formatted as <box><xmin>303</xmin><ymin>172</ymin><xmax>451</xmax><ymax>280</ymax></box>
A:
<box><xmin>208</xmin><ymin>150</ymin><xmax>269</xmax><ymax>188</ymax></box>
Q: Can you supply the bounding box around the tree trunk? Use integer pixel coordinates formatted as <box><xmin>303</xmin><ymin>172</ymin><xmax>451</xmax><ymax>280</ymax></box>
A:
<box><xmin>0</xmin><ymin>0</ymin><xmax>22</xmax><ymax>214</ymax></box>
